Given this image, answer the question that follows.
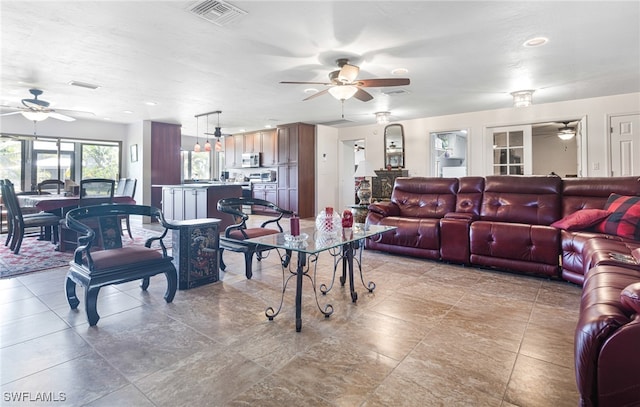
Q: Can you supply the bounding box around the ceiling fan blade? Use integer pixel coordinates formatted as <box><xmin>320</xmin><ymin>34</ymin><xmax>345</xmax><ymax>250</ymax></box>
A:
<box><xmin>303</xmin><ymin>88</ymin><xmax>329</xmax><ymax>101</ymax></box>
<box><xmin>353</xmin><ymin>88</ymin><xmax>373</xmax><ymax>102</ymax></box>
<box><xmin>280</xmin><ymin>81</ymin><xmax>333</xmax><ymax>85</ymax></box>
<box><xmin>357</xmin><ymin>78</ymin><xmax>410</xmax><ymax>87</ymax></box>
<box><xmin>48</xmin><ymin>112</ymin><xmax>76</xmax><ymax>122</ymax></box>
<box><xmin>0</xmin><ymin>111</ymin><xmax>23</xmax><ymax>117</ymax></box>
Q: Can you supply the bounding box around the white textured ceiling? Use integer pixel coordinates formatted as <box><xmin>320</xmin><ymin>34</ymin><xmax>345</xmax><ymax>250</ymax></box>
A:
<box><xmin>1</xmin><ymin>1</ymin><xmax>639</xmax><ymax>137</ymax></box>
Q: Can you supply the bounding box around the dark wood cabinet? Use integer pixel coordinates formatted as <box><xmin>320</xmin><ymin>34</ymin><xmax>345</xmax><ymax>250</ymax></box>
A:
<box><xmin>222</xmin><ymin>123</ymin><xmax>315</xmax><ymax>218</ymax></box>
<box><xmin>276</xmin><ymin>123</ymin><xmax>314</xmax><ymax>218</ymax></box>
<box><xmin>151</xmin><ymin>122</ymin><xmax>182</xmax><ymax>211</ymax></box>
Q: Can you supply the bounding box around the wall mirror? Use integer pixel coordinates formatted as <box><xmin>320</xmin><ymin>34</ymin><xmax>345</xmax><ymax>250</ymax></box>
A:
<box><xmin>384</xmin><ymin>124</ymin><xmax>404</xmax><ymax>168</ymax></box>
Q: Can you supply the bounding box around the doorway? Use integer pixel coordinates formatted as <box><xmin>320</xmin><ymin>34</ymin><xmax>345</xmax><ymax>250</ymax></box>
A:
<box><xmin>430</xmin><ymin>130</ymin><xmax>468</xmax><ymax>177</ymax></box>
<box><xmin>610</xmin><ymin>113</ymin><xmax>640</xmax><ymax>176</ymax></box>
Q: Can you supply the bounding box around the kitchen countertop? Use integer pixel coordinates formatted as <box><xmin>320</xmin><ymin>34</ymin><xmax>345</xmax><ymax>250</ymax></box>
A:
<box><xmin>153</xmin><ymin>182</ymin><xmax>250</xmax><ymax>188</ymax></box>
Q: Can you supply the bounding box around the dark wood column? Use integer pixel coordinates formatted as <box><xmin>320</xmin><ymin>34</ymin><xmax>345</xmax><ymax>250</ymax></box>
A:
<box><xmin>151</xmin><ymin>122</ymin><xmax>181</xmax><ymax>210</ymax></box>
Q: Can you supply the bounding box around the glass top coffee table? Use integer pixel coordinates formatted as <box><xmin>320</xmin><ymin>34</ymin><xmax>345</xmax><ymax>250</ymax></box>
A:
<box><xmin>244</xmin><ymin>223</ymin><xmax>396</xmax><ymax>332</ymax></box>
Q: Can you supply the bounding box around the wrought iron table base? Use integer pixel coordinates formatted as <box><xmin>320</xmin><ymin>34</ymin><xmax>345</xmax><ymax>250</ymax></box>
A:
<box><xmin>320</xmin><ymin>239</ymin><xmax>376</xmax><ymax>302</ymax></box>
<box><xmin>265</xmin><ymin>249</ymin><xmax>334</xmax><ymax>332</ymax></box>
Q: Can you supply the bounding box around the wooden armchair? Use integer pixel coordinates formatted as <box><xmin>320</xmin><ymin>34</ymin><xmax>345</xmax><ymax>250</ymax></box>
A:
<box><xmin>64</xmin><ymin>204</ymin><xmax>177</xmax><ymax>326</ymax></box>
<box><xmin>216</xmin><ymin>197</ymin><xmax>292</xmax><ymax>279</ymax></box>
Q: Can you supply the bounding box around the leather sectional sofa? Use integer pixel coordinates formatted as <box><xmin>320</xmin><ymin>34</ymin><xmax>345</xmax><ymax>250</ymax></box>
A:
<box><xmin>365</xmin><ymin>175</ymin><xmax>640</xmax><ymax>406</ymax></box>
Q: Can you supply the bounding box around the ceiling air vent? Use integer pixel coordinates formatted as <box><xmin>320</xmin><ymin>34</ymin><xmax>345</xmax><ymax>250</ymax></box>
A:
<box><xmin>381</xmin><ymin>88</ymin><xmax>410</xmax><ymax>96</ymax></box>
<box><xmin>318</xmin><ymin>118</ymin><xmax>356</xmax><ymax>127</ymax></box>
<box><xmin>187</xmin><ymin>0</ymin><xmax>247</xmax><ymax>26</ymax></box>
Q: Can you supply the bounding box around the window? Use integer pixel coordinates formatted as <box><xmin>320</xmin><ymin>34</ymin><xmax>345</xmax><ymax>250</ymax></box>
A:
<box><xmin>0</xmin><ymin>134</ymin><xmax>121</xmax><ymax>192</ymax></box>
<box><xmin>81</xmin><ymin>143</ymin><xmax>120</xmax><ymax>180</ymax></box>
<box><xmin>0</xmin><ymin>137</ymin><xmax>24</xmax><ymax>190</ymax></box>
<box><xmin>181</xmin><ymin>151</ymin><xmax>211</xmax><ymax>181</ymax></box>
<box><xmin>489</xmin><ymin>125</ymin><xmax>531</xmax><ymax>175</ymax></box>
<box><xmin>32</xmin><ymin>140</ymin><xmax>75</xmax><ymax>187</ymax></box>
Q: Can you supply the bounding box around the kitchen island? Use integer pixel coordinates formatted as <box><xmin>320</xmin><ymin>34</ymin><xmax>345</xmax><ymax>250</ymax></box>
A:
<box><xmin>156</xmin><ymin>183</ymin><xmax>244</xmax><ymax>230</ymax></box>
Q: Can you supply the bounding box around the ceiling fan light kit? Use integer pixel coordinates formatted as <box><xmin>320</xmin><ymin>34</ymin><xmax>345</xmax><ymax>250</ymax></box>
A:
<box><xmin>21</xmin><ymin>111</ymin><xmax>49</xmax><ymax>122</ymax></box>
<box><xmin>328</xmin><ymin>85</ymin><xmax>358</xmax><ymax>101</ymax></box>
<box><xmin>511</xmin><ymin>90</ymin><xmax>535</xmax><ymax>107</ymax></box>
<box><xmin>557</xmin><ymin>122</ymin><xmax>576</xmax><ymax>140</ymax></box>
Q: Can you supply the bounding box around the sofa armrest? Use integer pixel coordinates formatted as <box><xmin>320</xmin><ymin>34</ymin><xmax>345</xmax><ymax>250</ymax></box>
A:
<box><xmin>443</xmin><ymin>212</ymin><xmax>479</xmax><ymax>221</ymax></box>
<box><xmin>368</xmin><ymin>201</ymin><xmax>400</xmax><ymax>217</ymax></box>
<box><xmin>621</xmin><ymin>282</ymin><xmax>640</xmax><ymax>315</ymax></box>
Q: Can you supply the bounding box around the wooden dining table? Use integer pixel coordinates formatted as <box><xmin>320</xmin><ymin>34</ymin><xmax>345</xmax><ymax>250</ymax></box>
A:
<box><xmin>18</xmin><ymin>194</ymin><xmax>136</xmax><ymax>212</ymax></box>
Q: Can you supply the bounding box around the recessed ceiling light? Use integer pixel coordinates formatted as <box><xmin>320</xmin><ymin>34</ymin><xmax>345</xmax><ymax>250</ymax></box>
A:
<box><xmin>145</xmin><ymin>101</ymin><xmax>157</xmax><ymax>106</ymax></box>
<box><xmin>391</xmin><ymin>68</ymin><xmax>408</xmax><ymax>75</ymax></box>
<box><xmin>304</xmin><ymin>88</ymin><xmax>318</xmax><ymax>94</ymax></box>
<box><xmin>123</xmin><ymin>110</ymin><xmax>133</xmax><ymax>114</ymax></box>
<box><xmin>264</xmin><ymin>124</ymin><xmax>272</xmax><ymax>129</ymax></box>
<box><xmin>523</xmin><ymin>37</ymin><xmax>549</xmax><ymax>47</ymax></box>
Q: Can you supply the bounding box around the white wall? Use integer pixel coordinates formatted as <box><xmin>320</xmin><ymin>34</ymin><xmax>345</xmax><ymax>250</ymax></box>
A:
<box><xmin>315</xmin><ymin>125</ymin><xmax>339</xmax><ymax>213</ymax></box>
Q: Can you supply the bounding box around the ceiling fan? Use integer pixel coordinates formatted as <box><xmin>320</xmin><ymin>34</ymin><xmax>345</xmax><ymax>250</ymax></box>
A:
<box><xmin>0</xmin><ymin>89</ymin><xmax>92</xmax><ymax>122</ymax></box>
<box><xmin>557</xmin><ymin>121</ymin><xmax>577</xmax><ymax>140</ymax></box>
<box><xmin>280</xmin><ymin>58</ymin><xmax>410</xmax><ymax>102</ymax></box>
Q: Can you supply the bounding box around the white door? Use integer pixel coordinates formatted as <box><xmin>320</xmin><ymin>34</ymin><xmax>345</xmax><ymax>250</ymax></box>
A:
<box><xmin>610</xmin><ymin>114</ymin><xmax>640</xmax><ymax>176</ymax></box>
<box><xmin>487</xmin><ymin>125</ymin><xmax>532</xmax><ymax>175</ymax></box>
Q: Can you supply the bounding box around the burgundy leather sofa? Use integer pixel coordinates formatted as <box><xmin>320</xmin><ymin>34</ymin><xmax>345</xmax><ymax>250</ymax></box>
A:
<box><xmin>366</xmin><ymin>175</ymin><xmax>640</xmax><ymax>406</ymax></box>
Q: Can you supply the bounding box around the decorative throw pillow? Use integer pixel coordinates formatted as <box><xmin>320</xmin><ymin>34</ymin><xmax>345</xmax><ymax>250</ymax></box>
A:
<box><xmin>595</xmin><ymin>193</ymin><xmax>640</xmax><ymax>240</ymax></box>
<box><xmin>550</xmin><ymin>209</ymin><xmax>610</xmax><ymax>231</ymax></box>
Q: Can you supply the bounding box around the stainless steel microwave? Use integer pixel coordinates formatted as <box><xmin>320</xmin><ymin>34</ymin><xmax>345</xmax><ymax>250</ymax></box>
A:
<box><xmin>242</xmin><ymin>153</ymin><xmax>260</xmax><ymax>168</ymax></box>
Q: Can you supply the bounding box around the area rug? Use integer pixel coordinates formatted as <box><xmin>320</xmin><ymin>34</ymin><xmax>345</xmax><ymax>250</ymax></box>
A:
<box><xmin>0</xmin><ymin>226</ymin><xmax>173</xmax><ymax>279</ymax></box>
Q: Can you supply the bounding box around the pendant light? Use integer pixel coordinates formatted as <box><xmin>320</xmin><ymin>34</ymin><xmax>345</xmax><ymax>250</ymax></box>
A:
<box><xmin>194</xmin><ymin>116</ymin><xmax>201</xmax><ymax>152</ymax></box>
<box><xmin>204</xmin><ymin>113</ymin><xmax>212</xmax><ymax>152</ymax></box>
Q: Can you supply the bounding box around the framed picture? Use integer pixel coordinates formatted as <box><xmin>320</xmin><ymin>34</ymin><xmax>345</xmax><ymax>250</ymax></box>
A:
<box><xmin>130</xmin><ymin>144</ymin><xmax>138</xmax><ymax>163</ymax></box>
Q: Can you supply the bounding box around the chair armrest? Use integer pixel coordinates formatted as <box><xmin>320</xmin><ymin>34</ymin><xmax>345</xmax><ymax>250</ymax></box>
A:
<box><xmin>368</xmin><ymin>201</ymin><xmax>400</xmax><ymax>217</ymax></box>
<box><xmin>444</xmin><ymin>212</ymin><xmax>479</xmax><ymax>221</ymax></box>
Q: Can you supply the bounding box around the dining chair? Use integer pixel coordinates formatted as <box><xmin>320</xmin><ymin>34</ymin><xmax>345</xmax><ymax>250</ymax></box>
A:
<box><xmin>115</xmin><ymin>178</ymin><xmax>127</xmax><ymax>196</ymax></box>
<box><xmin>37</xmin><ymin>179</ymin><xmax>65</xmax><ymax>194</ymax></box>
<box><xmin>59</xmin><ymin>178</ymin><xmax>115</xmax><ymax>252</ymax></box>
<box><xmin>79</xmin><ymin>178</ymin><xmax>115</xmax><ymax>205</ymax></box>
<box><xmin>2</xmin><ymin>181</ymin><xmax>49</xmax><ymax>246</ymax></box>
<box><xmin>1</xmin><ymin>179</ymin><xmax>61</xmax><ymax>254</ymax></box>
<box><xmin>118</xmin><ymin>178</ymin><xmax>137</xmax><ymax>238</ymax></box>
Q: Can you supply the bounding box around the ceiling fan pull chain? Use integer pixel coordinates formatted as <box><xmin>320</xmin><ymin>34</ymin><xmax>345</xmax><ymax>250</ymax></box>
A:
<box><xmin>341</xmin><ymin>99</ymin><xmax>345</xmax><ymax>118</ymax></box>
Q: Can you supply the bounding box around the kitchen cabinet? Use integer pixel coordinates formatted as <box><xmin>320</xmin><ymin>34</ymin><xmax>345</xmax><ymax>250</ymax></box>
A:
<box><xmin>260</xmin><ymin>130</ymin><xmax>277</xmax><ymax>166</ymax></box>
<box><xmin>276</xmin><ymin>122</ymin><xmax>314</xmax><ymax>218</ymax></box>
<box><xmin>252</xmin><ymin>182</ymin><xmax>277</xmax><ymax>213</ymax></box>
<box><xmin>243</xmin><ymin>132</ymin><xmax>259</xmax><ymax>153</ymax></box>
<box><xmin>224</xmin><ymin>136</ymin><xmax>236</xmax><ymax>168</ymax></box>
<box><xmin>161</xmin><ymin>184</ymin><xmax>242</xmax><ymax>230</ymax></box>
<box><xmin>221</xmin><ymin>122</ymin><xmax>314</xmax><ymax>218</ymax></box>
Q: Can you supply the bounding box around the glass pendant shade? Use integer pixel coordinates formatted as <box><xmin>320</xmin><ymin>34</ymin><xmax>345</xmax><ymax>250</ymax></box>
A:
<box><xmin>21</xmin><ymin>111</ymin><xmax>49</xmax><ymax>121</ymax></box>
<box><xmin>328</xmin><ymin>85</ymin><xmax>358</xmax><ymax>100</ymax></box>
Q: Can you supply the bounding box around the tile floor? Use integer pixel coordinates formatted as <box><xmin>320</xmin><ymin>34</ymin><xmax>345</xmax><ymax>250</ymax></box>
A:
<box><xmin>0</xmin><ymin>218</ymin><xmax>582</xmax><ymax>406</ymax></box>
